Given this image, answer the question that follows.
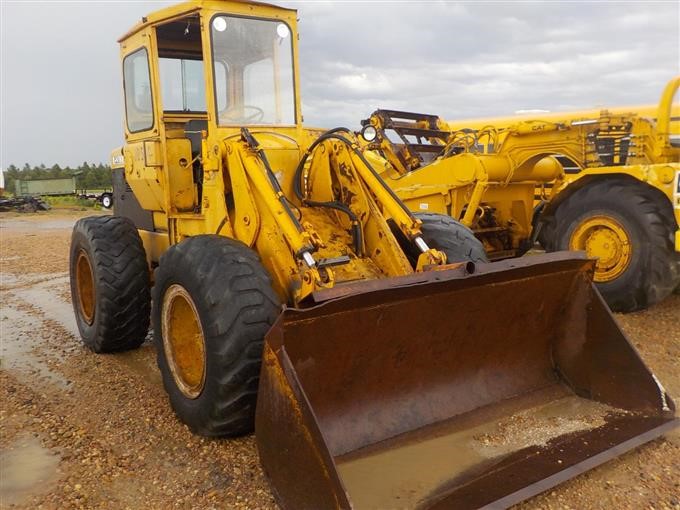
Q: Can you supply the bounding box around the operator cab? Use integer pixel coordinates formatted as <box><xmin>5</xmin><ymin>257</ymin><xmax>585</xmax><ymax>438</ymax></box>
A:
<box><xmin>125</xmin><ymin>11</ymin><xmax>296</xmax><ymax>136</ymax></box>
<box><xmin>118</xmin><ymin>4</ymin><xmax>298</xmax><ymax>217</ymax></box>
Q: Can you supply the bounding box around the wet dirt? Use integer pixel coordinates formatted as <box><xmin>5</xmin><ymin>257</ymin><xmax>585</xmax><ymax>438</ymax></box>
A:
<box><xmin>1</xmin><ymin>305</ymin><xmax>72</xmax><ymax>389</ymax></box>
<box><xmin>471</xmin><ymin>396</ymin><xmax>616</xmax><ymax>453</ymax></box>
<box><xmin>1</xmin><ymin>210</ymin><xmax>679</xmax><ymax>510</ymax></box>
<box><xmin>7</xmin><ymin>276</ymin><xmax>80</xmax><ymax>338</ymax></box>
<box><xmin>0</xmin><ymin>434</ymin><xmax>61</xmax><ymax>506</ymax></box>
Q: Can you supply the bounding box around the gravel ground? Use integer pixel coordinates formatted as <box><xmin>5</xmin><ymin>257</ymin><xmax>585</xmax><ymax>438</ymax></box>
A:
<box><xmin>1</xmin><ymin>210</ymin><xmax>678</xmax><ymax>510</ymax></box>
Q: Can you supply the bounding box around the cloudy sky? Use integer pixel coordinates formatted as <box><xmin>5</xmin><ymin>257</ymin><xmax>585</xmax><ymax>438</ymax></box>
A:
<box><xmin>1</xmin><ymin>0</ymin><xmax>678</xmax><ymax>168</ymax></box>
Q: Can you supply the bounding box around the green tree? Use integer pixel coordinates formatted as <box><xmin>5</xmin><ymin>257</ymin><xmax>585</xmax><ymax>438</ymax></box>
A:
<box><xmin>3</xmin><ymin>162</ymin><xmax>112</xmax><ymax>195</ymax></box>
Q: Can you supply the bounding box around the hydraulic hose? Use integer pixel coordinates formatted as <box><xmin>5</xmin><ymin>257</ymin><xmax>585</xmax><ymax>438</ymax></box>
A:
<box><xmin>294</xmin><ymin>128</ymin><xmax>416</xmax><ymax>219</ymax></box>
<box><xmin>293</xmin><ymin>128</ymin><xmax>368</xmax><ymax>255</ymax></box>
<box><xmin>293</xmin><ymin>128</ymin><xmax>430</xmax><ymax>255</ymax></box>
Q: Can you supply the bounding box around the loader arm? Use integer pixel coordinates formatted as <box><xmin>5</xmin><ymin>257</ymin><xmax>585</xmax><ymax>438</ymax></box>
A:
<box><xmin>296</xmin><ymin>129</ymin><xmax>446</xmax><ymax>269</ymax></box>
<box><xmin>201</xmin><ymin>127</ymin><xmax>450</xmax><ymax>305</ymax></box>
<box><xmin>223</xmin><ymin>134</ymin><xmax>327</xmax><ymax>303</ymax></box>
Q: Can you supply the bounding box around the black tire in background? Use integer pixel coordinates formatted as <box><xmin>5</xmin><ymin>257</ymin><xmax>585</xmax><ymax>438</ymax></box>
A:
<box><xmin>69</xmin><ymin>216</ymin><xmax>151</xmax><ymax>352</ymax></box>
<box><xmin>391</xmin><ymin>212</ymin><xmax>489</xmax><ymax>267</ymax></box>
<box><xmin>549</xmin><ymin>179</ymin><xmax>680</xmax><ymax>312</ymax></box>
<box><xmin>153</xmin><ymin>235</ymin><xmax>281</xmax><ymax>437</ymax></box>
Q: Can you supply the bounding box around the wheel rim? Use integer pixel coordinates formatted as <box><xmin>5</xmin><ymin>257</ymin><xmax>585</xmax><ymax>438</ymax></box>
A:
<box><xmin>75</xmin><ymin>249</ymin><xmax>96</xmax><ymax>325</ymax></box>
<box><xmin>569</xmin><ymin>215</ymin><xmax>632</xmax><ymax>283</ymax></box>
<box><xmin>161</xmin><ymin>284</ymin><xmax>206</xmax><ymax>399</ymax></box>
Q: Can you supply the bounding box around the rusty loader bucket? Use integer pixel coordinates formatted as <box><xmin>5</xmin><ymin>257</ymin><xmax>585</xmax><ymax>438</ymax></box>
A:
<box><xmin>255</xmin><ymin>253</ymin><xmax>678</xmax><ymax>510</ymax></box>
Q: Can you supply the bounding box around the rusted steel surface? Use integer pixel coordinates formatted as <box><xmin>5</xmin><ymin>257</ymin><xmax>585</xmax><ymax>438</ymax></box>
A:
<box><xmin>255</xmin><ymin>339</ymin><xmax>350</xmax><ymax>510</ymax></box>
<box><xmin>255</xmin><ymin>252</ymin><xmax>677</xmax><ymax>509</ymax></box>
<box><xmin>469</xmin><ymin>418</ymin><xmax>679</xmax><ymax>510</ymax></box>
<box><xmin>308</xmin><ymin>251</ymin><xmax>587</xmax><ymax>304</ymax></box>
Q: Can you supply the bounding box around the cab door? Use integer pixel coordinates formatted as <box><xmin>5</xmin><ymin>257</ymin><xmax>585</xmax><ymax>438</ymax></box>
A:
<box><xmin>120</xmin><ymin>29</ymin><xmax>166</xmax><ymax>214</ymax></box>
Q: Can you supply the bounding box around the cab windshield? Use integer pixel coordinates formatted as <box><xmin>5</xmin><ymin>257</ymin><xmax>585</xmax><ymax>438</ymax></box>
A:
<box><xmin>211</xmin><ymin>15</ymin><xmax>295</xmax><ymax>125</ymax></box>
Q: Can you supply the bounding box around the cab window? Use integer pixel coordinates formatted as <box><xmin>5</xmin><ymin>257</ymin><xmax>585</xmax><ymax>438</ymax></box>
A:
<box><xmin>123</xmin><ymin>48</ymin><xmax>154</xmax><ymax>132</ymax></box>
<box><xmin>211</xmin><ymin>16</ymin><xmax>295</xmax><ymax>125</ymax></box>
<box><xmin>159</xmin><ymin>58</ymin><xmax>206</xmax><ymax>112</ymax></box>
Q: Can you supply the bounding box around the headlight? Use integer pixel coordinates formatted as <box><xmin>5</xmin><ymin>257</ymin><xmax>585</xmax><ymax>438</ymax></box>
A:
<box><xmin>361</xmin><ymin>125</ymin><xmax>378</xmax><ymax>142</ymax></box>
<box><xmin>277</xmin><ymin>23</ymin><xmax>290</xmax><ymax>38</ymax></box>
<box><xmin>213</xmin><ymin>17</ymin><xmax>227</xmax><ymax>32</ymax></box>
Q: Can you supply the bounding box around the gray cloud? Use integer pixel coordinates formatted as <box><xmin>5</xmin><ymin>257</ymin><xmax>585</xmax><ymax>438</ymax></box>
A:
<box><xmin>1</xmin><ymin>0</ymin><xmax>678</xmax><ymax>167</ymax></box>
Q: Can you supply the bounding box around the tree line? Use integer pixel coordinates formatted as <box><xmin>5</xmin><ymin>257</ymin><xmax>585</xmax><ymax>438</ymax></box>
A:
<box><xmin>2</xmin><ymin>163</ymin><xmax>112</xmax><ymax>193</ymax></box>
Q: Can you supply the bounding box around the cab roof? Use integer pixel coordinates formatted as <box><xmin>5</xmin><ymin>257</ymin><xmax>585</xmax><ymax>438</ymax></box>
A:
<box><xmin>118</xmin><ymin>0</ymin><xmax>296</xmax><ymax>42</ymax></box>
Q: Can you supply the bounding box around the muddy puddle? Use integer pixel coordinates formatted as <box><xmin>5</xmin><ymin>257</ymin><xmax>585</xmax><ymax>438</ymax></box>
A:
<box><xmin>1</xmin><ymin>275</ymin><xmax>78</xmax><ymax>389</ymax></box>
<box><xmin>336</xmin><ymin>395</ymin><xmax>624</xmax><ymax>510</ymax></box>
<box><xmin>0</xmin><ymin>435</ymin><xmax>61</xmax><ymax>506</ymax></box>
<box><xmin>115</xmin><ymin>344</ymin><xmax>162</xmax><ymax>387</ymax></box>
<box><xmin>0</xmin><ymin>305</ymin><xmax>72</xmax><ymax>389</ymax></box>
<box><xmin>7</xmin><ymin>276</ymin><xmax>79</xmax><ymax>338</ymax></box>
<box><xmin>2</xmin><ymin>272</ymin><xmax>161</xmax><ymax>391</ymax></box>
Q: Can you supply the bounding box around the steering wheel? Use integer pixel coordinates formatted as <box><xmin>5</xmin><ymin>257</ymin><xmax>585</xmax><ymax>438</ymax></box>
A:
<box><xmin>221</xmin><ymin>105</ymin><xmax>265</xmax><ymax>124</ymax></box>
<box><xmin>242</xmin><ymin>105</ymin><xmax>265</xmax><ymax>123</ymax></box>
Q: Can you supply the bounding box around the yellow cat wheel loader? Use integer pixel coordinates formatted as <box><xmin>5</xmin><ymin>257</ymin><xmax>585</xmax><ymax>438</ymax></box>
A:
<box><xmin>436</xmin><ymin>77</ymin><xmax>680</xmax><ymax>312</ymax></box>
<box><xmin>360</xmin><ymin>78</ymin><xmax>680</xmax><ymax>312</ymax></box>
<box><xmin>68</xmin><ymin>1</ymin><xmax>678</xmax><ymax>508</ymax></box>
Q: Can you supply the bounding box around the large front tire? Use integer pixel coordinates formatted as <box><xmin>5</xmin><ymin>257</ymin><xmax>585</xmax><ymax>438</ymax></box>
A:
<box><xmin>153</xmin><ymin>235</ymin><xmax>281</xmax><ymax>437</ymax></box>
<box><xmin>69</xmin><ymin>216</ymin><xmax>151</xmax><ymax>352</ymax></box>
<box><xmin>549</xmin><ymin>180</ymin><xmax>680</xmax><ymax>312</ymax></box>
<box><xmin>391</xmin><ymin>213</ymin><xmax>489</xmax><ymax>267</ymax></box>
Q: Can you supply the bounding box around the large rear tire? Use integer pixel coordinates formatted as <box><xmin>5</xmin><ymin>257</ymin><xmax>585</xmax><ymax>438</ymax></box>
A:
<box><xmin>549</xmin><ymin>180</ymin><xmax>680</xmax><ymax>312</ymax></box>
<box><xmin>69</xmin><ymin>216</ymin><xmax>151</xmax><ymax>352</ymax></box>
<box><xmin>391</xmin><ymin>213</ymin><xmax>488</xmax><ymax>267</ymax></box>
<box><xmin>153</xmin><ymin>235</ymin><xmax>281</xmax><ymax>437</ymax></box>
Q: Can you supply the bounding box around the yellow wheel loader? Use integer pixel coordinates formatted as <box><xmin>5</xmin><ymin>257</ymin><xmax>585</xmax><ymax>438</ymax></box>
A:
<box><xmin>68</xmin><ymin>1</ymin><xmax>678</xmax><ymax>508</ymax></box>
<box><xmin>428</xmin><ymin>77</ymin><xmax>679</xmax><ymax>312</ymax></box>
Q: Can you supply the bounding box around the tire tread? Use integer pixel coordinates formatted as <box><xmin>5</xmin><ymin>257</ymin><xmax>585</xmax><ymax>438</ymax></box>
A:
<box><xmin>551</xmin><ymin>179</ymin><xmax>680</xmax><ymax>312</ymax></box>
<box><xmin>153</xmin><ymin>235</ymin><xmax>280</xmax><ymax>437</ymax></box>
<box><xmin>70</xmin><ymin>216</ymin><xmax>150</xmax><ymax>352</ymax></box>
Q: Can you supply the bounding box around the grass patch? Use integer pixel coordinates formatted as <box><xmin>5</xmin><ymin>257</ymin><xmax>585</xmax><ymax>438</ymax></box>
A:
<box><xmin>43</xmin><ymin>195</ymin><xmax>100</xmax><ymax>210</ymax></box>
